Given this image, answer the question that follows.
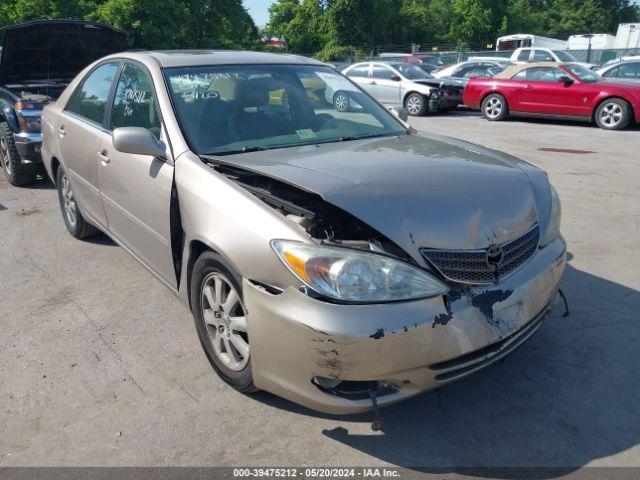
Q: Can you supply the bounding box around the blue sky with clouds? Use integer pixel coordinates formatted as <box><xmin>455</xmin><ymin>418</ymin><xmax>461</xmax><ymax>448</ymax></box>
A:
<box><xmin>244</xmin><ymin>0</ymin><xmax>639</xmax><ymax>28</ymax></box>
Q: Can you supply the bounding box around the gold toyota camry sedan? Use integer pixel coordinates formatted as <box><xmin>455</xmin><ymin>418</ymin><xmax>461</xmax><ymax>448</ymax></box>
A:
<box><xmin>41</xmin><ymin>51</ymin><xmax>566</xmax><ymax>414</ymax></box>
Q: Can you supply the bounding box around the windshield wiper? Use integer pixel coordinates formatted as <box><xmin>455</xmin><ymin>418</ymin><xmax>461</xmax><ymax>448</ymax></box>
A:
<box><xmin>206</xmin><ymin>145</ymin><xmax>268</xmax><ymax>156</ymax></box>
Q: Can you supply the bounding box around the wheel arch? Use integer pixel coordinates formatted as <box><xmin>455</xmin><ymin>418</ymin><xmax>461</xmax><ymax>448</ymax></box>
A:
<box><xmin>50</xmin><ymin>157</ymin><xmax>61</xmax><ymax>186</ymax></box>
<box><xmin>591</xmin><ymin>96</ymin><xmax>634</xmax><ymax>123</ymax></box>
<box><xmin>402</xmin><ymin>90</ymin><xmax>425</xmax><ymax>104</ymax></box>
<box><xmin>480</xmin><ymin>90</ymin><xmax>508</xmax><ymax>108</ymax></box>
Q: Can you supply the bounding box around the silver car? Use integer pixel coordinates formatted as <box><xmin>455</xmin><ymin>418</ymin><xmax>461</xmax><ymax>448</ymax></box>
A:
<box><xmin>341</xmin><ymin>61</ymin><xmax>447</xmax><ymax>115</ymax></box>
<box><xmin>41</xmin><ymin>51</ymin><xmax>566</xmax><ymax>414</ymax></box>
<box><xmin>597</xmin><ymin>60</ymin><xmax>640</xmax><ymax>82</ymax></box>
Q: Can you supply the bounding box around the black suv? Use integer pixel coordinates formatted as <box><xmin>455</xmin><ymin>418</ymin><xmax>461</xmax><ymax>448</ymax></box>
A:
<box><xmin>0</xmin><ymin>20</ymin><xmax>126</xmax><ymax>185</ymax></box>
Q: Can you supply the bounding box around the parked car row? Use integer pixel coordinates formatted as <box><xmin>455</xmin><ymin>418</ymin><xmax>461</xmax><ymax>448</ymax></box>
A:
<box><xmin>465</xmin><ymin>62</ymin><xmax>640</xmax><ymax>130</ymax></box>
<box><xmin>330</xmin><ymin>57</ymin><xmax>639</xmax><ymax>130</ymax></box>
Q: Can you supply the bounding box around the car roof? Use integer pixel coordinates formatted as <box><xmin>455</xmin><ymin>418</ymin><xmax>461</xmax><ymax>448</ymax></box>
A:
<box><xmin>106</xmin><ymin>50</ymin><xmax>326</xmax><ymax>68</ymax></box>
<box><xmin>495</xmin><ymin>62</ymin><xmax>564</xmax><ymax>79</ymax></box>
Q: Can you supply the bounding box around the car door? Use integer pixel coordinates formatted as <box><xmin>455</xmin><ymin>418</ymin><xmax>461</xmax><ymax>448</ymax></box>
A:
<box><xmin>58</xmin><ymin>61</ymin><xmax>121</xmax><ymax>229</ymax></box>
<box><xmin>368</xmin><ymin>65</ymin><xmax>402</xmax><ymax>104</ymax></box>
<box><xmin>95</xmin><ymin>61</ymin><xmax>177</xmax><ymax>289</ymax></box>
<box><xmin>344</xmin><ymin>64</ymin><xmax>371</xmax><ymax>89</ymax></box>
<box><xmin>510</xmin><ymin>67</ymin><xmax>585</xmax><ymax>115</ymax></box>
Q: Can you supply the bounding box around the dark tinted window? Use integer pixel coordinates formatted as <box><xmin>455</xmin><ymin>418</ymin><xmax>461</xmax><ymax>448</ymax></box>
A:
<box><xmin>532</xmin><ymin>50</ymin><xmax>555</xmax><ymax>62</ymax></box>
<box><xmin>346</xmin><ymin>65</ymin><xmax>369</xmax><ymax>77</ymax></box>
<box><xmin>67</xmin><ymin>62</ymin><xmax>119</xmax><ymax>126</ymax></box>
<box><xmin>513</xmin><ymin>67</ymin><xmax>564</xmax><ymax>82</ymax></box>
<box><xmin>517</xmin><ymin>49</ymin><xmax>531</xmax><ymax>61</ymax></box>
<box><xmin>604</xmin><ymin>62</ymin><xmax>640</xmax><ymax>79</ymax></box>
<box><xmin>371</xmin><ymin>65</ymin><xmax>395</xmax><ymax>79</ymax></box>
<box><xmin>111</xmin><ymin>63</ymin><xmax>161</xmax><ymax>138</ymax></box>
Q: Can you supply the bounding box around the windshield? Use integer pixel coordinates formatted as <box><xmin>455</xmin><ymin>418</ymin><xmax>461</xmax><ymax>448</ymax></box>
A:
<box><xmin>396</xmin><ymin>64</ymin><xmax>430</xmax><ymax>79</ymax></box>
<box><xmin>165</xmin><ymin>65</ymin><xmax>407</xmax><ymax>156</ymax></box>
<box><xmin>553</xmin><ymin>50</ymin><xmax>577</xmax><ymax>62</ymax></box>
<box><xmin>564</xmin><ymin>64</ymin><xmax>601</xmax><ymax>83</ymax></box>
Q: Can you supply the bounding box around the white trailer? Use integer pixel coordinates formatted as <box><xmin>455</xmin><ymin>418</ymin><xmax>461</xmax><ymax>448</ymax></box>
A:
<box><xmin>496</xmin><ymin>34</ymin><xmax>566</xmax><ymax>51</ymax></box>
<box><xmin>567</xmin><ymin>34</ymin><xmax>615</xmax><ymax>50</ymax></box>
<box><xmin>614</xmin><ymin>23</ymin><xmax>640</xmax><ymax>49</ymax></box>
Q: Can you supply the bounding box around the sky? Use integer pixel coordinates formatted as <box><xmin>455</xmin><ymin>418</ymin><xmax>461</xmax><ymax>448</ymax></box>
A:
<box><xmin>244</xmin><ymin>0</ymin><xmax>271</xmax><ymax>27</ymax></box>
<box><xmin>243</xmin><ymin>0</ymin><xmax>640</xmax><ymax>28</ymax></box>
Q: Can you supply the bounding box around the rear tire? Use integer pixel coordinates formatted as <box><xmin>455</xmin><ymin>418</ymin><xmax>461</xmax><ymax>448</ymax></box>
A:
<box><xmin>333</xmin><ymin>91</ymin><xmax>350</xmax><ymax>112</ymax></box>
<box><xmin>191</xmin><ymin>251</ymin><xmax>257</xmax><ymax>394</ymax></box>
<box><xmin>594</xmin><ymin>98</ymin><xmax>631</xmax><ymax>130</ymax></box>
<box><xmin>0</xmin><ymin>122</ymin><xmax>37</xmax><ymax>186</ymax></box>
<box><xmin>56</xmin><ymin>165</ymin><xmax>100</xmax><ymax>239</ymax></box>
<box><xmin>481</xmin><ymin>94</ymin><xmax>508</xmax><ymax>121</ymax></box>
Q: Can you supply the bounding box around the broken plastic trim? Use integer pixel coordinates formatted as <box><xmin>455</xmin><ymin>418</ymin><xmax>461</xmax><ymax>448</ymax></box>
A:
<box><xmin>311</xmin><ymin>377</ymin><xmax>397</xmax><ymax>401</ymax></box>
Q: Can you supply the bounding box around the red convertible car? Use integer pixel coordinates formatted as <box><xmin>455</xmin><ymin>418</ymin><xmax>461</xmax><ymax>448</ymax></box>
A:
<box><xmin>463</xmin><ymin>62</ymin><xmax>640</xmax><ymax>130</ymax></box>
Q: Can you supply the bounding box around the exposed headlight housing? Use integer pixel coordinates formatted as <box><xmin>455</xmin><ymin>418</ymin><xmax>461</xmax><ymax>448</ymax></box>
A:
<box><xmin>271</xmin><ymin>240</ymin><xmax>448</xmax><ymax>303</ymax></box>
<box><xmin>541</xmin><ymin>185</ymin><xmax>561</xmax><ymax>247</ymax></box>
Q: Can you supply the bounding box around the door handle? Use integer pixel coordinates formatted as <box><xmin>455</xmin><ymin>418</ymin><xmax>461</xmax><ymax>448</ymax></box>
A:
<box><xmin>98</xmin><ymin>150</ymin><xmax>110</xmax><ymax>164</ymax></box>
<box><xmin>58</xmin><ymin>125</ymin><xmax>66</xmax><ymax>137</ymax></box>
<box><xmin>523</xmin><ymin>84</ymin><xmax>532</xmax><ymax>90</ymax></box>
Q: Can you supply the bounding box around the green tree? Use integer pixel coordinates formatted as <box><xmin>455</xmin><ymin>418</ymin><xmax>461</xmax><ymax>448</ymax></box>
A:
<box><xmin>93</xmin><ymin>0</ymin><xmax>190</xmax><ymax>48</ymax></box>
<box><xmin>264</xmin><ymin>0</ymin><xmax>299</xmax><ymax>38</ymax></box>
<box><xmin>447</xmin><ymin>0</ymin><xmax>494</xmax><ymax>46</ymax></box>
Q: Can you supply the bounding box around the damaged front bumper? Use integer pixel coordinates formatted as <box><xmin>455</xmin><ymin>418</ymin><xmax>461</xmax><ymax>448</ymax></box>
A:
<box><xmin>244</xmin><ymin>236</ymin><xmax>566</xmax><ymax>414</ymax></box>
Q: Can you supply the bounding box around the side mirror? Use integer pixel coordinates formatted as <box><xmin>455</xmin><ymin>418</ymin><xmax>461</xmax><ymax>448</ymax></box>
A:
<box><xmin>559</xmin><ymin>75</ymin><xmax>574</xmax><ymax>86</ymax></box>
<box><xmin>112</xmin><ymin>127</ymin><xmax>166</xmax><ymax>158</ymax></box>
<box><xmin>390</xmin><ymin>74</ymin><xmax>401</xmax><ymax>82</ymax></box>
<box><xmin>389</xmin><ymin>105</ymin><xmax>409</xmax><ymax>122</ymax></box>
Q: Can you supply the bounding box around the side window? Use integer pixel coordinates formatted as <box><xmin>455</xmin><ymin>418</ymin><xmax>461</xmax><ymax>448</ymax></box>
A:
<box><xmin>371</xmin><ymin>66</ymin><xmax>394</xmax><ymax>80</ymax></box>
<box><xmin>616</xmin><ymin>63</ymin><xmax>640</xmax><ymax>79</ymax></box>
<box><xmin>603</xmin><ymin>66</ymin><xmax>618</xmax><ymax>78</ymax></box>
<box><xmin>346</xmin><ymin>65</ymin><xmax>370</xmax><ymax>78</ymax></box>
<box><xmin>517</xmin><ymin>49</ymin><xmax>531</xmax><ymax>61</ymax></box>
<box><xmin>522</xmin><ymin>67</ymin><xmax>561</xmax><ymax>82</ymax></box>
<box><xmin>512</xmin><ymin>70</ymin><xmax>526</xmax><ymax>80</ymax></box>
<box><xmin>67</xmin><ymin>62</ymin><xmax>120</xmax><ymax>126</ymax></box>
<box><xmin>532</xmin><ymin>50</ymin><xmax>554</xmax><ymax>62</ymax></box>
<box><xmin>111</xmin><ymin>63</ymin><xmax>161</xmax><ymax>138</ymax></box>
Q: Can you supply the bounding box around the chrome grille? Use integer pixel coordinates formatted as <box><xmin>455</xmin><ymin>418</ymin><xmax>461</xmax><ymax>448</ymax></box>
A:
<box><xmin>420</xmin><ymin>225</ymin><xmax>540</xmax><ymax>284</ymax></box>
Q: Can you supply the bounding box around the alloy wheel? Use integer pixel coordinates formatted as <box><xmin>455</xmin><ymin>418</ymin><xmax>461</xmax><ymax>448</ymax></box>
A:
<box><xmin>60</xmin><ymin>173</ymin><xmax>77</xmax><ymax>228</ymax></box>
<box><xmin>484</xmin><ymin>97</ymin><xmax>503</xmax><ymax>119</ymax></box>
<box><xmin>0</xmin><ymin>136</ymin><xmax>11</xmax><ymax>176</ymax></box>
<box><xmin>599</xmin><ymin>102</ymin><xmax>623</xmax><ymax>128</ymax></box>
<box><xmin>406</xmin><ymin>95</ymin><xmax>423</xmax><ymax>115</ymax></box>
<box><xmin>201</xmin><ymin>272</ymin><xmax>249</xmax><ymax>372</ymax></box>
<box><xmin>334</xmin><ymin>93</ymin><xmax>349</xmax><ymax>112</ymax></box>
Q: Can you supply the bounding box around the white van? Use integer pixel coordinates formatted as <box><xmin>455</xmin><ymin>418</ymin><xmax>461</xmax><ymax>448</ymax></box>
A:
<box><xmin>496</xmin><ymin>34</ymin><xmax>566</xmax><ymax>51</ymax></box>
<box><xmin>567</xmin><ymin>34</ymin><xmax>615</xmax><ymax>50</ymax></box>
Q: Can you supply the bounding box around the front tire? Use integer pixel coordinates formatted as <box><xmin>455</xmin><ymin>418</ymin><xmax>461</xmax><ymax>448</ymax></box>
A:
<box><xmin>404</xmin><ymin>93</ymin><xmax>427</xmax><ymax>116</ymax></box>
<box><xmin>481</xmin><ymin>94</ymin><xmax>508</xmax><ymax>121</ymax></box>
<box><xmin>0</xmin><ymin>122</ymin><xmax>37</xmax><ymax>186</ymax></box>
<box><xmin>191</xmin><ymin>251</ymin><xmax>257</xmax><ymax>393</ymax></box>
<box><xmin>56</xmin><ymin>166</ymin><xmax>100</xmax><ymax>239</ymax></box>
<box><xmin>594</xmin><ymin>98</ymin><xmax>631</xmax><ymax>130</ymax></box>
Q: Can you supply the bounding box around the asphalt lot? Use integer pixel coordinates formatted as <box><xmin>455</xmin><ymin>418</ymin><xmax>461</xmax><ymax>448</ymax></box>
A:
<box><xmin>1</xmin><ymin>110</ymin><xmax>639</xmax><ymax>472</ymax></box>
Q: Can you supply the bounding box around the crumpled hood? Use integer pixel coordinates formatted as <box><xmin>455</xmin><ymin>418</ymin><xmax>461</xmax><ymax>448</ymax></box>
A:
<box><xmin>208</xmin><ymin>133</ymin><xmax>552</xmax><ymax>263</ymax></box>
<box><xmin>0</xmin><ymin>20</ymin><xmax>126</xmax><ymax>85</ymax></box>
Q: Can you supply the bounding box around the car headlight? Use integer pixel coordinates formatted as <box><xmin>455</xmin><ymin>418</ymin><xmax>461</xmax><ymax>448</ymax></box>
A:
<box><xmin>541</xmin><ymin>185</ymin><xmax>561</xmax><ymax>247</ymax></box>
<box><xmin>271</xmin><ymin>240</ymin><xmax>448</xmax><ymax>303</ymax></box>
